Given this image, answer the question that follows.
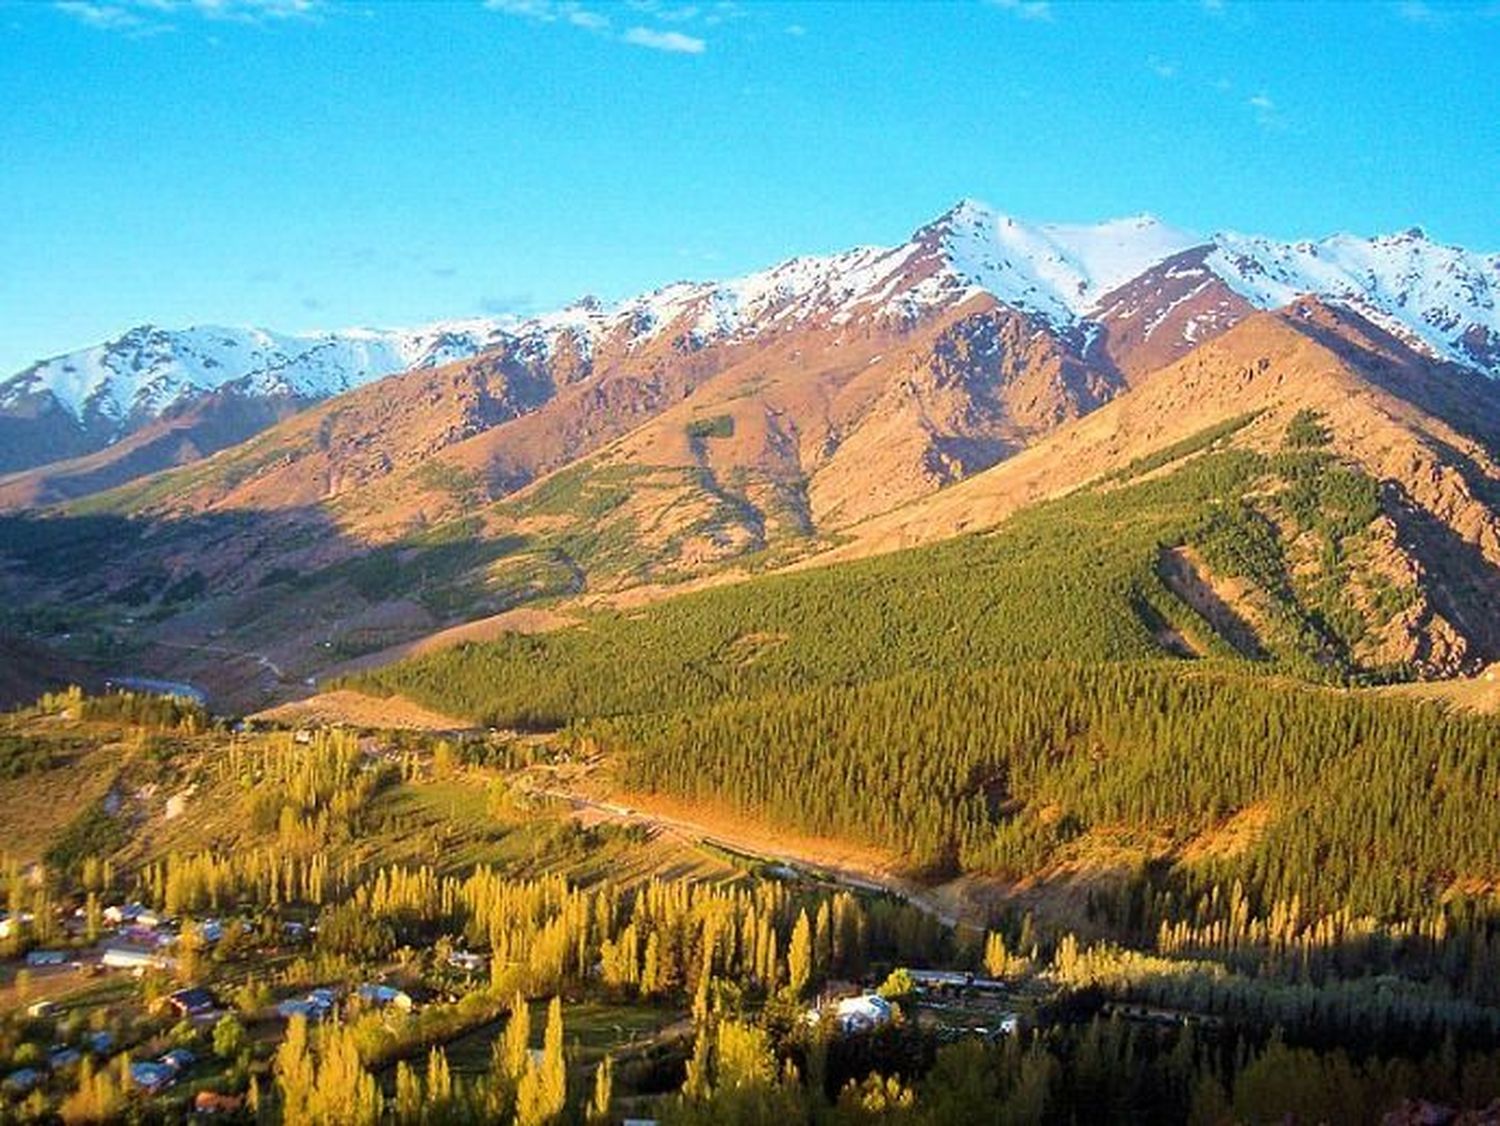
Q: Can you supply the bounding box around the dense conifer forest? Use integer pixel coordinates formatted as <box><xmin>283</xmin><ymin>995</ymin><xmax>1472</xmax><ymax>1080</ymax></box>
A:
<box><xmin>350</xmin><ymin>427</ymin><xmax>1500</xmax><ymax>1110</ymax></box>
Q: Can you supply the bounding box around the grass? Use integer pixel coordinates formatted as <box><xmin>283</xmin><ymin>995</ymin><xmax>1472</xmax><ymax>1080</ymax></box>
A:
<box><xmin>0</xmin><ymin>723</ymin><xmax>128</xmax><ymax>864</ymax></box>
<box><xmin>430</xmin><ymin>1000</ymin><xmax>682</xmax><ymax>1077</ymax></box>
<box><xmin>684</xmin><ymin>414</ymin><xmax>735</xmax><ymax>441</ymax></box>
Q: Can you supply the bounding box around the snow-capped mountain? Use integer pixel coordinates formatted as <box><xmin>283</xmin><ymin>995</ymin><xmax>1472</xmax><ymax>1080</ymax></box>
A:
<box><xmin>4</xmin><ymin>199</ymin><xmax>1497</xmax><ymax>479</ymax></box>
<box><xmin>907</xmin><ymin>200</ymin><xmax>1203</xmax><ymax>322</ymax></box>
<box><xmin>0</xmin><ymin>321</ymin><xmax>515</xmax><ymax>428</ymax></box>
<box><xmin>1204</xmin><ymin>229</ymin><xmax>1500</xmax><ymax>374</ymax></box>
<box><xmin>526</xmin><ymin>199</ymin><xmax>1500</xmax><ymax>378</ymax></box>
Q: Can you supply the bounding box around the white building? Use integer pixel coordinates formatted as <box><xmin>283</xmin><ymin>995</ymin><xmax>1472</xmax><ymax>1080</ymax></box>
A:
<box><xmin>102</xmin><ymin>943</ymin><xmax>171</xmax><ymax>971</ymax></box>
<box><xmin>832</xmin><ymin>994</ymin><xmax>894</xmax><ymax>1034</ymax></box>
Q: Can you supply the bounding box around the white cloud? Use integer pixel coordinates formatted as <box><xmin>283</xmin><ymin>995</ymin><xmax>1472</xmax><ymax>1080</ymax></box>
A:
<box><xmin>485</xmin><ymin>0</ymin><xmax>609</xmax><ymax>29</ymax></box>
<box><xmin>990</xmin><ymin>0</ymin><xmax>1052</xmax><ymax>21</ymax></box>
<box><xmin>623</xmin><ymin>25</ymin><xmax>704</xmax><ymax>52</ymax></box>
<box><xmin>1247</xmin><ymin>92</ymin><xmax>1283</xmax><ymax>129</ymax></box>
<box><xmin>784</xmin><ymin>22</ymin><xmax>805</xmax><ymax>36</ymax></box>
<box><xmin>54</xmin><ymin>0</ymin><xmax>318</xmax><ymax>33</ymax></box>
<box><xmin>185</xmin><ymin>0</ymin><xmax>317</xmax><ymax>19</ymax></box>
<box><xmin>1148</xmin><ymin>56</ymin><xmax>1177</xmax><ymax>79</ymax></box>
<box><xmin>54</xmin><ymin>1</ymin><xmax>146</xmax><ymax>31</ymax></box>
<box><xmin>627</xmin><ymin>0</ymin><xmax>702</xmax><ymax>21</ymax></box>
<box><xmin>565</xmin><ymin>6</ymin><xmax>608</xmax><ymax>29</ymax></box>
<box><xmin>485</xmin><ymin>0</ymin><xmax>551</xmax><ymax>16</ymax></box>
<box><xmin>488</xmin><ymin>0</ymin><xmax>708</xmax><ymax>51</ymax></box>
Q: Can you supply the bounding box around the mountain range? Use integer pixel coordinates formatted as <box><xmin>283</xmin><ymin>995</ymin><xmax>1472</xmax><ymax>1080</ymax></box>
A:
<box><xmin>2</xmin><ymin>199</ymin><xmax>1498</xmax><ymax>711</ymax></box>
<box><xmin>5</xmin><ymin>200</ymin><xmax>1497</xmax><ymax>488</ymax></box>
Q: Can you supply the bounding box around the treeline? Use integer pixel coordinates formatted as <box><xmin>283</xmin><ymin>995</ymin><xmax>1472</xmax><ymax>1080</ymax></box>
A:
<box><xmin>645</xmin><ymin>977</ymin><xmax>1500</xmax><ymax>1126</ymax></box>
<box><xmin>322</xmin><ymin>866</ymin><xmax>941</xmax><ymax>1011</ymax></box>
<box><xmin>299</xmin><ymin>988</ymin><xmax>1500</xmax><ymax>1126</ymax></box>
<box><xmin>1098</xmin><ymin>878</ymin><xmax>1500</xmax><ymax>1005</ymax></box>
<box><xmin>1046</xmin><ymin>934</ymin><xmax>1500</xmax><ymax>1049</ymax></box>
<box><xmin>33</xmin><ymin>685</ymin><xmax>207</xmax><ymax>732</ymax></box>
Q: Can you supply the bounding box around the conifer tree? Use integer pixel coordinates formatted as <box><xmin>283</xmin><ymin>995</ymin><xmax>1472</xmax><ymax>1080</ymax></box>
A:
<box><xmin>587</xmin><ymin>1054</ymin><xmax>614</xmax><ymax>1125</ymax></box>
<box><xmin>500</xmin><ymin>992</ymin><xmax>531</xmax><ymax>1083</ymax></box>
<box><xmin>788</xmin><ymin>908</ymin><xmax>813</xmax><ymax>998</ymax></box>
<box><xmin>984</xmin><ymin>930</ymin><xmax>1010</xmax><ymax>979</ymax></box>
<box><xmin>394</xmin><ymin>1061</ymin><xmax>423</xmax><ymax>1125</ymax></box>
<box><xmin>274</xmin><ymin>1014</ymin><xmax>314</xmax><ymax>1125</ymax></box>
<box><xmin>426</xmin><ymin>1046</ymin><xmax>453</xmax><ymax>1119</ymax></box>
<box><xmin>540</xmin><ymin>996</ymin><xmax>567</xmax><ymax>1120</ymax></box>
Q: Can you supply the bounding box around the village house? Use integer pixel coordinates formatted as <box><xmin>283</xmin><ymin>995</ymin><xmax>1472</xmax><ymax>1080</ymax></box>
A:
<box><xmin>159</xmin><ymin>1048</ymin><xmax>196</xmax><ymax>1075</ymax></box>
<box><xmin>102</xmin><ymin>902</ymin><xmax>148</xmax><ymax>927</ymax></box>
<box><xmin>833</xmin><ymin>993</ymin><xmax>894</xmax><ymax>1033</ymax></box>
<box><xmin>807</xmin><ymin>992</ymin><xmax>895</xmax><ymax>1035</ymax></box>
<box><xmin>2</xmin><ymin>1068</ymin><xmax>43</xmax><ymax>1096</ymax></box>
<box><xmin>277</xmin><ymin>987</ymin><xmax>338</xmax><ymax>1021</ymax></box>
<box><xmin>194</xmin><ymin>1091</ymin><xmax>246</xmax><ymax>1115</ymax></box>
<box><xmin>129</xmin><ymin>1060</ymin><xmax>176</xmax><ymax>1095</ymax></box>
<box><xmin>163</xmin><ymin>986</ymin><xmax>219</xmax><ymax>1020</ymax></box>
<box><xmin>447</xmin><ymin>950</ymin><xmax>487</xmax><ymax>974</ymax></box>
<box><xmin>101</xmin><ymin>941</ymin><xmax>171</xmax><ymax>972</ymax></box>
<box><xmin>356</xmin><ymin>983</ymin><xmax>415</xmax><ymax>1012</ymax></box>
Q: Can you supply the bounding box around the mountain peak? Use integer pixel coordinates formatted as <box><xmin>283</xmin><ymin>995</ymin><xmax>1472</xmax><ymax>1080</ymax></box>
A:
<box><xmin>913</xmin><ymin>204</ymin><xmax>1201</xmax><ymax>321</ymax></box>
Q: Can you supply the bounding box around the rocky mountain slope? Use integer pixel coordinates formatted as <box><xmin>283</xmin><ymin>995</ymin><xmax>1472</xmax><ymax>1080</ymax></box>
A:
<box><xmin>1</xmin><ymin>200</ymin><xmax>1497</xmax><ymax>707</ymax></box>
<box><xmin>5</xmin><ymin>199</ymin><xmax>1496</xmax><ymax>502</ymax></box>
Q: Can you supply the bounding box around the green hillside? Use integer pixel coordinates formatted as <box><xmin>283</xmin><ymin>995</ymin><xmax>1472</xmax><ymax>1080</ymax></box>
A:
<box><xmin>353</xmin><ymin>431</ymin><xmax>1410</xmax><ymax>730</ymax></box>
<box><xmin>349</xmin><ymin>431</ymin><xmax>1500</xmax><ymax>965</ymax></box>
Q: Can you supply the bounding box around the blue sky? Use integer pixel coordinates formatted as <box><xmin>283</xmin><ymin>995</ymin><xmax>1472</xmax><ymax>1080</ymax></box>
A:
<box><xmin>1</xmin><ymin>0</ymin><xmax>1497</xmax><ymax>374</ymax></box>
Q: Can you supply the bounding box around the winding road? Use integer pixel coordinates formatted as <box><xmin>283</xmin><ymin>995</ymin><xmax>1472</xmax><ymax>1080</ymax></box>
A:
<box><xmin>536</xmin><ymin>785</ymin><xmax>967</xmax><ymax>929</ymax></box>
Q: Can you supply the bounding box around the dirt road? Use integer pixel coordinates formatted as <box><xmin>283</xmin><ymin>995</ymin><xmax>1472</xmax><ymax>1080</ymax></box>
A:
<box><xmin>537</xmin><ymin>786</ymin><xmax>968</xmax><ymax>929</ymax></box>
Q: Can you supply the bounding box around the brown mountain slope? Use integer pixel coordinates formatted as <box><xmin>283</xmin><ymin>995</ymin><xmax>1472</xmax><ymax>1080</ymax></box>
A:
<box><xmin>0</xmin><ymin>392</ymin><xmax>107</xmax><ymax>476</ymax></box>
<box><xmin>0</xmin><ymin>389</ymin><xmax>307</xmax><ymax>510</ymax></box>
<box><xmin>317</xmin><ymin>298</ymin><xmax>1500</xmax><ymax>681</ymax></box>
<box><xmin>5</xmin><ymin>289</ymin><xmax>1499</xmax><ymax>705</ymax></box>
<box><xmin>1088</xmin><ymin>245</ymin><xmax>1256</xmax><ymax>383</ymax></box>
<box><xmin>800</xmin><ymin>300</ymin><xmax>1500</xmax><ymax>672</ymax></box>
<box><xmin>545</xmin><ymin>293</ymin><xmax>1122</xmax><ymax>531</ymax></box>
<box><xmin>0</xmin><ymin>635</ymin><xmax>100</xmax><ymax>709</ymax></box>
<box><xmin>826</xmin><ymin>302</ymin><xmax>1500</xmax><ymax>558</ymax></box>
<box><xmin>66</xmin><ymin>275</ymin><xmax>1140</xmax><ymax>556</ymax></box>
<box><xmin>399</xmin><ymin>292</ymin><xmax>1138</xmax><ymax>597</ymax></box>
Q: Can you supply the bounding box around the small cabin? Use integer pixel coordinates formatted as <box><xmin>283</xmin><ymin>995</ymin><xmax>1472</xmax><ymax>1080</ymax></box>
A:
<box><xmin>164</xmin><ymin>987</ymin><xmax>219</xmax><ymax>1019</ymax></box>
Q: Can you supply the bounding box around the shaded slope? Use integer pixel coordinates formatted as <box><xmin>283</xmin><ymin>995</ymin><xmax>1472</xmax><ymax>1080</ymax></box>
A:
<box><xmin>0</xmin><ymin>388</ymin><xmax>308</xmax><ymax>509</ymax></box>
